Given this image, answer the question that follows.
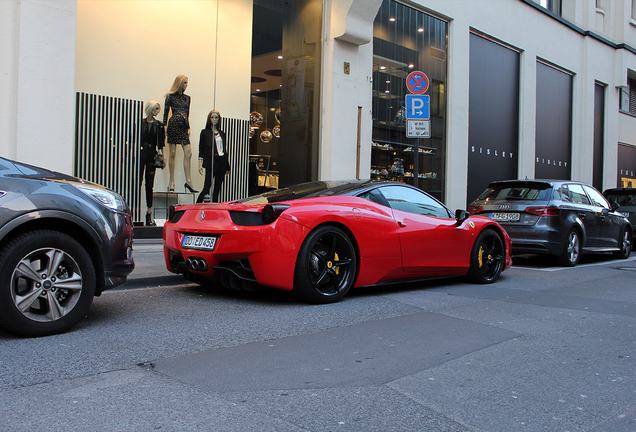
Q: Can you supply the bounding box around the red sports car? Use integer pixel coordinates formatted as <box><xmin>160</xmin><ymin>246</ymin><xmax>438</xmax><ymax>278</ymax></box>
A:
<box><xmin>163</xmin><ymin>180</ymin><xmax>512</xmax><ymax>303</ymax></box>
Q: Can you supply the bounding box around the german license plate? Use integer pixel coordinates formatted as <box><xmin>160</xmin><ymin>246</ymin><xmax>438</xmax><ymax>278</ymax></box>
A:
<box><xmin>182</xmin><ymin>235</ymin><xmax>217</xmax><ymax>250</ymax></box>
<box><xmin>489</xmin><ymin>212</ymin><xmax>520</xmax><ymax>222</ymax></box>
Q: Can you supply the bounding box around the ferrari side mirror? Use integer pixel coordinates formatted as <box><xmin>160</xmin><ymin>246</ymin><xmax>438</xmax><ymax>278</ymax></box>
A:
<box><xmin>455</xmin><ymin>209</ymin><xmax>469</xmax><ymax>224</ymax></box>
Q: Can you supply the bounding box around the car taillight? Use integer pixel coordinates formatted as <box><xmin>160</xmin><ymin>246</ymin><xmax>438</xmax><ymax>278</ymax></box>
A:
<box><xmin>469</xmin><ymin>205</ymin><xmax>483</xmax><ymax>215</ymax></box>
<box><xmin>262</xmin><ymin>204</ymin><xmax>290</xmax><ymax>224</ymax></box>
<box><xmin>525</xmin><ymin>206</ymin><xmax>560</xmax><ymax>216</ymax></box>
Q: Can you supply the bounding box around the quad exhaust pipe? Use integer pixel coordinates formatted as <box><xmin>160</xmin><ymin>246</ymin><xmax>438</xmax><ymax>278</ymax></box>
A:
<box><xmin>185</xmin><ymin>257</ymin><xmax>208</xmax><ymax>272</ymax></box>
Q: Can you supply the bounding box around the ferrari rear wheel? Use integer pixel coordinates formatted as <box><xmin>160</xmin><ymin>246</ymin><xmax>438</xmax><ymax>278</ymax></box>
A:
<box><xmin>467</xmin><ymin>228</ymin><xmax>505</xmax><ymax>284</ymax></box>
<box><xmin>293</xmin><ymin>225</ymin><xmax>357</xmax><ymax>304</ymax></box>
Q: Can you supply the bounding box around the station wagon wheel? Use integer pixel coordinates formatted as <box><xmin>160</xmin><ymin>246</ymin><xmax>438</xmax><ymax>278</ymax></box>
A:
<box><xmin>558</xmin><ymin>228</ymin><xmax>581</xmax><ymax>267</ymax></box>
<box><xmin>613</xmin><ymin>227</ymin><xmax>632</xmax><ymax>259</ymax></box>
<box><xmin>294</xmin><ymin>225</ymin><xmax>358</xmax><ymax>303</ymax></box>
<box><xmin>0</xmin><ymin>230</ymin><xmax>96</xmax><ymax>337</ymax></box>
<box><xmin>467</xmin><ymin>228</ymin><xmax>505</xmax><ymax>284</ymax></box>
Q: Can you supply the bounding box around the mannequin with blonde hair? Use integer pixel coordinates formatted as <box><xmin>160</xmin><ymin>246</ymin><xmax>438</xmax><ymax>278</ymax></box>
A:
<box><xmin>164</xmin><ymin>74</ymin><xmax>197</xmax><ymax>193</ymax></box>
<box><xmin>140</xmin><ymin>101</ymin><xmax>165</xmax><ymax>226</ymax></box>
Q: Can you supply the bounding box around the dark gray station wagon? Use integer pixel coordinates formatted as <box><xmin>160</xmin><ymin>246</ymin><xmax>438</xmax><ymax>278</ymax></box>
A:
<box><xmin>469</xmin><ymin>180</ymin><xmax>632</xmax><ymax>266</ymax></box>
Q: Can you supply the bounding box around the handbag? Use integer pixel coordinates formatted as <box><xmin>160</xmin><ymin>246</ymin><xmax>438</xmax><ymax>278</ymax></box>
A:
<box><xmin>153</xmin><ymin>153</ymin><xmax>166</xmax><ymax>169</ymax></box>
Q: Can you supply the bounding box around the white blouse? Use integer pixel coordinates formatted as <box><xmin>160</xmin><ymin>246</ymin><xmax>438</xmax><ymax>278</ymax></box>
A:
<box><xmin>214</xmin><ymin>131</ymin><xmax>224</xmax><ymax>156</ymax></box>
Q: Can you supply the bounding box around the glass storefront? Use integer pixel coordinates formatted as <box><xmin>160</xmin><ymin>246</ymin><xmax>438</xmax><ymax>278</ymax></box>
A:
<box><xmin>372</xmin><ymin>0</ymin><xmax>448</xmax><ymax>200</ymax></box>
<box><xmin>249</xmin><ymin>0</ymin><xmax>322</xmax><ymax>194</ymax></box>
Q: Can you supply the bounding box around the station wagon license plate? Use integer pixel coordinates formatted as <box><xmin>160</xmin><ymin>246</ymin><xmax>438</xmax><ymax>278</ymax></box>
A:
<box><xmin>489</xmin><ymin>212</ymin><xmax>520</xmax><ymax>222</ymax></box>
<box><xmin>182</xmin><ymin>235</ymin><xmax>217</xmax><ymax>250</ymax></box>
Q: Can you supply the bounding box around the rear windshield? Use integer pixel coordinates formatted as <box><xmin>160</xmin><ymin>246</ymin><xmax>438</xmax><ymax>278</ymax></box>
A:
<box><xmin>478</xmin><ymin>183</ymin><xmax>552</xmax><ymax>201</ymax></box>
<box><xmin>232</xmin><ymin>180</ymin><xmax>369</xmax><ymax>205</ymax></box>
<box><xmin>605</xmin><ymin>193</ymin><xmax>636</xmax><ymax>206</ymax></box>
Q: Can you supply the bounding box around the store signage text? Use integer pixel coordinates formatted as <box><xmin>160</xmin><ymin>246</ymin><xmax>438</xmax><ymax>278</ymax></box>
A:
<box><xmin>471</xmin><ymin>146</ymin><xmax>514</xmax><ymax>159</ymax></box>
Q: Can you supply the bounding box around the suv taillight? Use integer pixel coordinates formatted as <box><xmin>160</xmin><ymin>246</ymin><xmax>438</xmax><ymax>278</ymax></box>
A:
<box><xmin>469</xmin><ymin>205</ymin><xmax>483</xmax><ymax>215</ymax></box>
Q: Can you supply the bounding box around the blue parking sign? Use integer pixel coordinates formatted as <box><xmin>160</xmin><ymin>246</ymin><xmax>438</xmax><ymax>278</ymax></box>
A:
<box><xmin>405</xmin><ymin>94</ymin><xmax>430</xmax><ymax>119</ymax></box>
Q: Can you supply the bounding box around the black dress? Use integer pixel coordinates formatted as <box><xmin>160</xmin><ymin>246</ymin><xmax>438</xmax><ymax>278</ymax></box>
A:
<box><xmin>140</xmin><ymin>120</ymin><xmax>165</xmax><ymax>208</ymax></box>
<box><xmin>163</xmin><ymin>93</ymin><xmax>191</xmax><ymax>145</ymax></box>
<box><xmin>197</xmin><ymin>128</ymin><xmax>229</xmax><ymax>203</ymax></box>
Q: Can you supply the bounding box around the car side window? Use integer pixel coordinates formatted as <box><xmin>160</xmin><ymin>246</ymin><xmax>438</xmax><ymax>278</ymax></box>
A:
<box><xmin>558</xmin><ymin>185</ymin><xmax>572</xmax><ymax>202</ymax></box>
<box><xmin>378</xmin><ymin>186</ymin><xmax>451</xmax><ymax>218</ymax></box>
<box><xmin>359</xmin><ymin>189</ymin><xmax>389</xmax><ymax>207</ymax></box>
<box><xmin>567</xmin><ymin>184</ymin><xmax>591</xmax><ymax>205</ymax></box>
<box><xmin>583</xmin><ymin>186</ymin><xmax>609</xmax><ymax>209</ymax></box>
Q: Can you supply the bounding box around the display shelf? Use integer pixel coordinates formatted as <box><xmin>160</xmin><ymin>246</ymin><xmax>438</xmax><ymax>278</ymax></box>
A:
<box><xmin>151</xmin><ymin>191</ymin><xmax>196</xmax><ymax>220</ymax></box>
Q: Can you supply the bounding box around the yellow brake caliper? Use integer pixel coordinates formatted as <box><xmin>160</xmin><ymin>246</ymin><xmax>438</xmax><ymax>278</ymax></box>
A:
<box><xmin>478</xmin><ymin>246</ymin><xmax>484</xmax><ymax>267</ymax></box>
<box><xmin>334</xmin><ymin>252</ymin><xmax>340</xmax><ymax>275</ymax></box>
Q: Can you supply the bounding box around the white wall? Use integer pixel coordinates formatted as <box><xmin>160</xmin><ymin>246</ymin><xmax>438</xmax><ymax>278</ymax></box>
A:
<box><xmin>0</xmin><ymin>0</ymin><xmax>19</xmax><ymax>161</ymax></box>
<box><xmin>320</xmin><ymin>0</ymin><xmax>378</xmax><ymax>182</ymax></box>
<box><xmin>75</xmin><ymin>0</ymin><xmax>252</xmax><ymax>190</ymax></box>
<box><xmin>1</xmin><ymin>0</ymin><xmax>76</xmax><ymax>173</ymax></box>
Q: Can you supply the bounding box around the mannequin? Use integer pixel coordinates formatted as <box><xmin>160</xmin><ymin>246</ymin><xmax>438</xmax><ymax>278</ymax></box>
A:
<box><xmin>140</xmin><ymin>101</ymin><xmax>165</xmax><ymax>226</ymax></box>
<box><xmin>197</xmin><ymin>110</ymin><xmax>230</xmax><ymax>203</ymax></box>
<box><xmin>164</xmin><ymin>74</ymin><xmax>197</xmax><ymax>193</ymax></box>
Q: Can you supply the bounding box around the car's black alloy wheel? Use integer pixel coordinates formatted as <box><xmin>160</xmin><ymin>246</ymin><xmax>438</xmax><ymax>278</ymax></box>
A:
<box><xmin>558</xmin><ymin>228</ymin><xmax>581</xmax><ymax>267</ymax></box>
<box><xmin>0</xmin><ymin>230</ymin><xmax>96</xmax><ymax>337</ymax></box>
<box><xmin>467</xmin><ymin>228</ymin><xmax>505</xmax><ymax>284</ymax></box>
<box><xmin>294</xmin><ymin>225</ymin><xmax>357</xmax><ymax>303</ymax></box>
<box><xmin>613</xmin><ymin>227</ymin><xmax>632</xmax><ymax>259</ymax></box>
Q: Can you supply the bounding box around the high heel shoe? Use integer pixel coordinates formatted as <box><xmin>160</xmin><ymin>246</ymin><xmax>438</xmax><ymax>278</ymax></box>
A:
<box><xmin>168</xmin><ymin>183</ymin><xmax>175</xmax><ymax>192</ymax></box>
<box><xmin>145</xmin><ymin>213</ymin><xmax>156</xmax><ymax>227</ymax></box>
<box><xmin>184</xmin><ymin>182</ymin><xmax>198</xmax><ymax>193</ymax></box>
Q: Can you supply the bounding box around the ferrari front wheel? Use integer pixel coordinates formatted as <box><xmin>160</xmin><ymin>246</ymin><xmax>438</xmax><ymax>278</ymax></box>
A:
<box><xmin>467</xmin><ymin>228</ymin><xmax>505</xmax><ymax>284</ymax></box>
<box><xmin>293</xmin><ymin>225</ymin><xmax>357</xmax><ymax>304</ymax></box>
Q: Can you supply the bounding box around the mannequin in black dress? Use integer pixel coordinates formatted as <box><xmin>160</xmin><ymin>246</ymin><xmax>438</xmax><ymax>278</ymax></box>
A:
<box><xmin>140</xmin><ymin>101</ymin><xmax>165</xmax><ymax>226</ymax></box>
<box><xmin>197</xmin><ymin>110</ymin><xmax>230</xmax><ymax>203</ymax></box>
<box><xmin>164</xmin><ymin>74</ymin><xmax>197</xmax><ymax>193</ymax></box>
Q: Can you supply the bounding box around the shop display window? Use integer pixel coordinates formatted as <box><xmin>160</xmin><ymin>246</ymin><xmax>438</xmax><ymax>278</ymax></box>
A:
<box><xmin>372</xmin><ymin>0</ymin><xmax>448</xmax><ymax>200</ymax></box>
<box><xmin>249</xmin><ymin>0</ymin><xmax>322</xmax><ymax>192</ymax></box>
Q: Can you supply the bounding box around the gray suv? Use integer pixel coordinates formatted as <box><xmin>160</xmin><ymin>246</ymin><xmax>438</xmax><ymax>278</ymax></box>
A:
<box><xmin>469</xmin><ymin>180</ymin><xmax>632</xmax><ymax>266</ymax></box>
<box><xmin>0</xmin><ymin>157</ymin><xmax>134</xmax><ymax>337</ymax></box>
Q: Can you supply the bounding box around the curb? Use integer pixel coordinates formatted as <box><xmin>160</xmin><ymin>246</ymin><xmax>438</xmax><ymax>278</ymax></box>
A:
<box><xmin>113</xmin><ymin>275</ymin><xmax>189</xmax><ymax>291</ymax></box>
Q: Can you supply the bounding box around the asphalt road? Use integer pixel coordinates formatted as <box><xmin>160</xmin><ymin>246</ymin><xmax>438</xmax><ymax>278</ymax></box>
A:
<box><xmin>1</xmin><ymin>246</ymin><xmax>635</xmax><ymax>432</ymax></box>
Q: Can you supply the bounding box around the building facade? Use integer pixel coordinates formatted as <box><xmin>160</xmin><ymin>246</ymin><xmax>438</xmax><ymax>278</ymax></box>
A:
<box><xmin>2</xmin><ymin>0</ymin><xmax>636</xmax><ymax>220</ymax></box>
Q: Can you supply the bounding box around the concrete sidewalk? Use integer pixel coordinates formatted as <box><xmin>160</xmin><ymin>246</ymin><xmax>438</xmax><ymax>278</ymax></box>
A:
<box><xmin>117</xmin><ymin>238</ymin><xmax>187</xmax><ymax>290</ymax></box>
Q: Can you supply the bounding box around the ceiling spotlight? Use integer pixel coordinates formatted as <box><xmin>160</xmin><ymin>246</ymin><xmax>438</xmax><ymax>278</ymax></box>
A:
<box><xmin>418</xmin><ymin>28</ymin><xmax>424</xmax><ymax>32</ymax></box>
<box><xmin>408</xmin><ymin>64</ymin><xmax>414</xmax><ymax>68</ymax></box>
<box><xmin>389</xmin><ymin>17</ymin><xmax>396</xmax><ymax>22</ymax></box>
<box><xmin>277</xmin><ymin>55</ymin><xmax>283</xmax><ymax>59</ymax></box>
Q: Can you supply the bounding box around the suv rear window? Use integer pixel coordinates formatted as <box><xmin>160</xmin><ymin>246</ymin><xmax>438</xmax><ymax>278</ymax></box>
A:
<box><xmin>605</xmin><ymin>193</ymin><xmax>636</xmax><ymax>206</ymax></box>
<box><xmin>478</xmin><ymin>183</ymin><xmax>552</xmax><ymax>201</ymax></box>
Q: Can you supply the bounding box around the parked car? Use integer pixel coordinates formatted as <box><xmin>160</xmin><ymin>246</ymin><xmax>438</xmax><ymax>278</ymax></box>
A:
<box><xmin>469</xmin><ymin>179</ymin><xmax>632</xmax><ymax>266</ymax></box>
<box><xmin>164</xmin><ymin>180</ymin><xmax>512</xmax><ymax>303</ymax></box>
<box><xmin>603</xmin><ymin>187</ymin><xmax>636</xmax><ymax>239</ymax></box>
<box><xmin>0</xmin><ymin>157</ymin><xmax>134</xmax><ymax>337</ymax></box>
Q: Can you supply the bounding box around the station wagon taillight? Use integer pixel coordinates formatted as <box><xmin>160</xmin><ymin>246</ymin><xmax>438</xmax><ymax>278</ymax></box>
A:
<box><xmin>525</xmin><ymin>206</ymin><xmax>560</xmax><ymax>216</ymax></box>
<box><xmin>468</xmin><ymin>205</ymin><xmax>483</xmax><ymax>215</ymax></box>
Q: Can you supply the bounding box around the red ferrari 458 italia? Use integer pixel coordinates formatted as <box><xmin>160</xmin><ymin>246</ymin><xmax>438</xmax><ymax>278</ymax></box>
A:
<box><xmin>163</xmin><ymin>180</ymin><xmax>512</xmax><ymax>303</ymax></box>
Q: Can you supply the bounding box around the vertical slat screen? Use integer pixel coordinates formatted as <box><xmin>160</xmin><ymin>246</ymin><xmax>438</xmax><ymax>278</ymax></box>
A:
<box><xmin>219</xmin><ymin>118</ymin><xmax>250</xmax><ymax>202</ymax></box>
<box><xmin>75</xmin><ymin>93</ymin><xmax>250</xmax><ymax>222</ymax></box>
<box><xmin>75</xmin><ymin>92</ymin><xmax>143</xmax><ymax>222</ymax></box>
